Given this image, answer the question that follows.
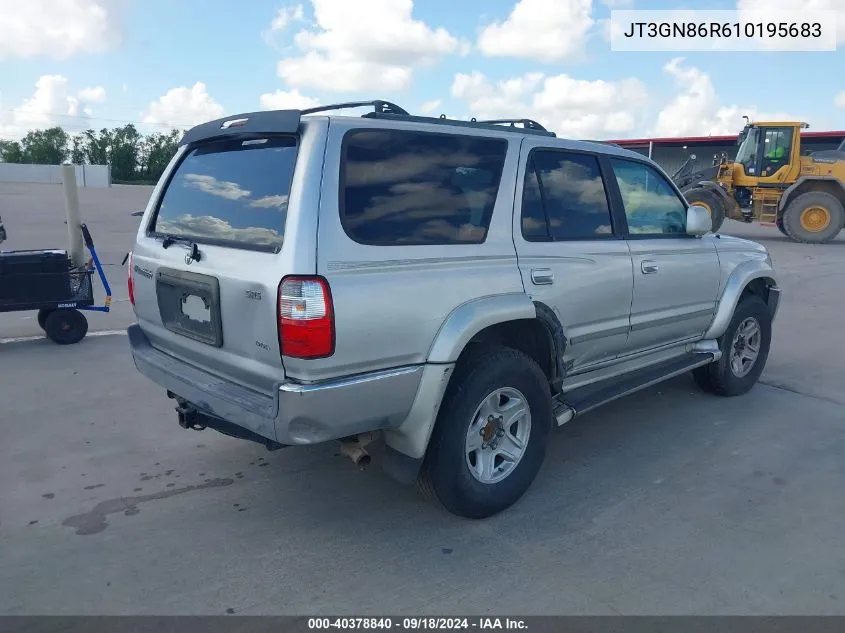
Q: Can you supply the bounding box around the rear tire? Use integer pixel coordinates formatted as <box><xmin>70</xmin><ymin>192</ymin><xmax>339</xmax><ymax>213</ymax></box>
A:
<box><xmin>37</xmin><ymin>308</ymin><xmax>54</xmax><ymax>331</ymax></box>
<box><xmin>418</xmin><ymin>346</ymin><xmax>553</xmax><ymax>519</ymax></box>
<box><xmin>693</xmin><ymin>294</ymin><xmax>771</xmax><ymax>397</ymax></box>
<box><xmin>44</xmin><ymin>309</ymin><xmax>88</xmax><ymax>345</ymax></box>
<box><xmin>781</xmin><ymin>191</ymin><xmax>845</xmax><ymax>244</ymax></box>
<box><xmin>684</xmin><ymin>187</ymin><xmax>726</xmax><ymax>232</ymax></box>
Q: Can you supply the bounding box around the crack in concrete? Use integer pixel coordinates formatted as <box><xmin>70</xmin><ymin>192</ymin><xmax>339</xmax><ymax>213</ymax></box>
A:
<box><xmin>759</xmin><ymin>380</ymin><xmax>845</xmax><ymax>407</ymax></box>
<box><xmin>61</xmin><ymin>478</ymin><xmax>234</xmax><ymax>535</ymax></box>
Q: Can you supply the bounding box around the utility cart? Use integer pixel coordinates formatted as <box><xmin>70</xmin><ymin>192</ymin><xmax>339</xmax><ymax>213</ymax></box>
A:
<box><xmin>0</xmin><ymin>223</ymin><xmax>112</xmax><ymax>345</ymax></box>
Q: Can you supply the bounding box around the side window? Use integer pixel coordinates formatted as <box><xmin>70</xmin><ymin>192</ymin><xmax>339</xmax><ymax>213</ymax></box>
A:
<box><xmin>340</xmin><ymin>129</ymin><xmax>508</xmax><ymax>245</ymax></box>
<box><xmin>762</xmin><ymin>127</ymin><xmax>792</xmax><ymax>173</ymax></box>
<box><xmin>521</xmin><ymin>150</ymin><xmax>614</xmax><ymax>241</ymax></box>
<box><xmin>609</xmin><ymin>158</ymin><xmax>688</xmax><ymax>236</ymax></box>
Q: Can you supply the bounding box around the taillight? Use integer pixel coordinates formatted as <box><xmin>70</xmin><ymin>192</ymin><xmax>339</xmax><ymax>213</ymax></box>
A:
<box><xmin>127</xmin><ymin>251</ymin><xmax>135</xmax><ymax>306</ymax></box>
<box><xmin>277</xmin><ymin>276</ymin><xmax>335</xmax><ymax>359</ymax></box>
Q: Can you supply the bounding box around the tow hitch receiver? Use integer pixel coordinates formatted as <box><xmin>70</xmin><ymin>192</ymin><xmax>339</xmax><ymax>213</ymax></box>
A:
<box><xmin>172</xmin><ymin>398</ymin><xmax>286</xmax><ymax>452</ymax></box>
<box><xmin>176</xmin><ymin>403</ymin><xmax>205</xmax><ymax>431</ymax></box>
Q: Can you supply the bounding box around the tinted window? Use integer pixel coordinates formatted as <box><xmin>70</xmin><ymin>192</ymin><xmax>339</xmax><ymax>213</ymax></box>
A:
<box><xmin>521</xmin><ymin>160</ymin><xmax>549</xmax><ymax>240</ymax></box>
<box><xmin>521</xmin><ymin>150</ymin><xmax>614</xmax><ymax>241</ymax></box>
<box><xmin>341</xmin><ymin>129</ymin><xmax>508</xmax><ymax>245</ymax></box>
<box><xmin>609</xmin><ymin>158</ymin><xmax>687</xmax><ymax>235</ymax></box>
<box><xmin>152</xmin><ymin>136</ymin><xmax>296</xmax><ymax>251</ymax></box>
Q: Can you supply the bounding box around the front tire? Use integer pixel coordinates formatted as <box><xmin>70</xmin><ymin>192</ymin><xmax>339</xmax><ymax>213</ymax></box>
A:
<box><xmin>418</xmin><ymin>346</ymin><xmax>553</xmax><ymax>519</ymax></box>
<box><xmin>693</xmin><ymin>294</ymin><xmax>771</xmax><ymax>397</ymax></box>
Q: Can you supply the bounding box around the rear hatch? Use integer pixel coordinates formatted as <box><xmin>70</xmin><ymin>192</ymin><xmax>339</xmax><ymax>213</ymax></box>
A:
<box><xmin>131</xmin><ymin>133</ymin><xmax>302</xmax><ymax>394</ymax></box>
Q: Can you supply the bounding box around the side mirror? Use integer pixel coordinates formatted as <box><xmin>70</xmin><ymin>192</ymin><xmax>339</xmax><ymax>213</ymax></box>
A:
<box><xmin>686</xmin><ymin>204</ymin><xmax>712</xmax><ymax>236</ymax></box>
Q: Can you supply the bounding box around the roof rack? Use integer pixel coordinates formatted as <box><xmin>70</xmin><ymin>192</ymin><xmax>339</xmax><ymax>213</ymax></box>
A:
<box><xmin>473</xmin><ymin>118</ymin><xmax>550</xmax><ymax>132</ymax></box>
<box><xmin>301</xmin><ymin>100</ymin><xmax>410</xmax><ymax>117</ymax></box>
<box><xmin>179</xmin><ymin>99</ymin><xmax>557</xmax><ymax>146</ymax></box>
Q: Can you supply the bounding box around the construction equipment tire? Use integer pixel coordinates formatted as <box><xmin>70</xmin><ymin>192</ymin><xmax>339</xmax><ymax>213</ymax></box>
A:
<box><xmin>684</xmin><ymin>187</ymin><xmax>726</xmax><ymax>232</ymax></box>
<box><xmin>782</xmin><ymin>191</ymin><xmax>845</xmax><ymax>244</ymax></box>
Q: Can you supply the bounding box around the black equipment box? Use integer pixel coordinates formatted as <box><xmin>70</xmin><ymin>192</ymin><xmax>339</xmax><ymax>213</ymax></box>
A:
<box><xmin>0</xmin><ymin>250</ymin><xmax>74</xmax><ymax>308</ymax></box>
<box><xmin>0</xmin><ymin>250</ymin><xmax>71</xmax><ymax>276</ymax></box>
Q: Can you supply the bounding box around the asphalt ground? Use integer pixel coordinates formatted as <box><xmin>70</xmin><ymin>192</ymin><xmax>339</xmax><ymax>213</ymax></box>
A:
<box><xmin>1</xmin><ymin>182</ymin><xmax>844</xmax><ymax>615</ymax></box>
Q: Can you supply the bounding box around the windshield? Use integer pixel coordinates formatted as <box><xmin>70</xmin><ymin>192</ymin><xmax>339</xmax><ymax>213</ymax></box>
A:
<box><xmin>735</xmin><ymin>127</ymin><xmax>759</xmax><ymax>169</ymax></box>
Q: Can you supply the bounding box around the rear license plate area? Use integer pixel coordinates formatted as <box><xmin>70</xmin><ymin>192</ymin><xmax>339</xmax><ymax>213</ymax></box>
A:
<box><xmin>156</xmin><ymin>267</ymin><xmax>223</xmax><ymax>347</ymax></box>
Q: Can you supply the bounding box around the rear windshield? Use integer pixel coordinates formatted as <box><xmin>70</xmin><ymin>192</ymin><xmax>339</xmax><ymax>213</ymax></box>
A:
<box><xmin>151</xmin><ymin>136</ymin><xmax>297</xmax><ymax>251</ymax></box>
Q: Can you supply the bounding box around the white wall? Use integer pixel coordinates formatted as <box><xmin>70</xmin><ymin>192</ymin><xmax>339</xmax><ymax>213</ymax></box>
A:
<box><xmin>0</xmin><ymin>163</ymin><xmax>111</xmax><ymax>188</ymax></box>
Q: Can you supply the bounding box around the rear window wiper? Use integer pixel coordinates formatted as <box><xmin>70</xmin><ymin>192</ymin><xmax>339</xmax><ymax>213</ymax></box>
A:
<box><xmin>159</xmin><ymin>235</ymin><xmax>203</xmax><ymax>262</ymax></box>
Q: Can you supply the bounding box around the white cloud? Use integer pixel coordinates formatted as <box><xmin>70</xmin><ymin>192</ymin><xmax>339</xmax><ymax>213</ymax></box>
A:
<box><xmin>275</xmin><ymin>0</ymin><xmax>464</xmax><ymax>92</ymax></box>
<box><xmin>419</xmin><ymin>99</ymin><xmax>442</xmax><ymax>114</ymax></box>
<box><xmin>653</xmin><ymin>58</ymin><xmax>802</xmax><ymax>137</ymax></box>
<box><xmin>142</xmin><ymin>82</ymin><xmax>225</xmax><ymax>130</ymax></box>
<box><xmin>0</xmin><ymin>75</ymin><xmax>97</xmax><ymax>139</ymax></box>
<box><xmin>737</xmin><ymin>0</ymin><xmax>845</xmax><ymax>44</ymax></box>
<box><xmin>156</xmin><ymin>214</ymin><xmax>282</xmax><ymax>247</ymax></box>
<box><xmin>263</xmin><ymin>4</ymin><xmax>306</xmax><ymax>48</ymax></box>
<box><xmin>601</xmin><ymin>0</ymin><xmax>633</xmax><ymax>6</ymax></box>
<box><xmin>0</xmin><ymin>0</ymin><xmax>123</xmax><ymax>61</ymax></box>
<box><xmin>77</xmin><ymin>86</ymin><xmax>106</xmax><ymax>103</ymax></box>
<box><xmin>271</xmin><ymin>4</ymin><xmax>305</xmax><ymax>31</ymax></box>
<box><xmin>183</xmin><ymin>174</ymin><xmax>250</xmax><ymax>200</ymax></box>
<box><xmin>259</xmin><ymin>88</ymin><xmax>319</xmax><ymax>110</ymax></box>
<box><xmin>836</xmin><ymin>91</ymin><xmax>845</xmax><ymax>109</ymax></box>
<box><xmin>476</xmin><ymin>0</ymin><xmax>594</xmax><ymax>63</ymax></box>
<box><xmin>451</xmin><ymin>70</ymin><xmax>648</xmax><ymax>139</ymax></box>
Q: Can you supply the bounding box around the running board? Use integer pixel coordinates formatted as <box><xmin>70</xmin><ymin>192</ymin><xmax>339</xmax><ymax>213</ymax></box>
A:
<box><xmin>553</xmin><ymin>352</ymin><xmax>716</xmax><ymax>425</ymax></box>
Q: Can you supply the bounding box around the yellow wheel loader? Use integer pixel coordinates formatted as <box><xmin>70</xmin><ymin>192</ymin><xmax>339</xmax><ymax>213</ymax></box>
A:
<box><xmin>673</xmin><ymin>120</ymin><xmax>845</xmax><ymax>243</ymax></box>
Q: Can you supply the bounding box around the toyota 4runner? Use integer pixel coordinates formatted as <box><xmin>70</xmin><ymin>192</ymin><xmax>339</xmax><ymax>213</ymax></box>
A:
<box><xmin>127</xmin><ymin>100</ymin><xmax>781</xmax><ymax>519</ymax></box>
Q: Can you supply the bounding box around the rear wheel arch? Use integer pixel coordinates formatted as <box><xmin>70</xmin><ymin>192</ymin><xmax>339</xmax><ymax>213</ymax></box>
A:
<box><xmin>455</xmin><ymin>306</ymin><xmax>565</xmax><ymax>391</ymax></box>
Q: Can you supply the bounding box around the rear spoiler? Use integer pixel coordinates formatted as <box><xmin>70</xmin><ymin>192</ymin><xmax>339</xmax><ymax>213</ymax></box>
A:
<box><xmin>178</xmin><ymin>100</ymin><xmax>412</xmax><ymax>147</ymax></box>
<box><xmin>179</xmin><ymin>110</ymin><xmax>302</xmax><ymax>146</ymax></box>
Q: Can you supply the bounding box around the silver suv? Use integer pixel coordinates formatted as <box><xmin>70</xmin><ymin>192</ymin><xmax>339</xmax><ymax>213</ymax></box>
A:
<box><xmin>127</xmin><ymin>100</ymin><xmax>781</xmax><ymax>519</ymax></box>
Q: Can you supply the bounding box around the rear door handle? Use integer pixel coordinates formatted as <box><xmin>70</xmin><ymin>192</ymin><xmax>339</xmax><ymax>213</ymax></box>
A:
<box><xmin>531</xmin><ymin>268</ymin><xmax>554</xmax><ymax>285</ymax></box>
<box><xmin>641</xmin><ymin>260</ymin><xmax>659</xmax><ymax>274</ymax></box>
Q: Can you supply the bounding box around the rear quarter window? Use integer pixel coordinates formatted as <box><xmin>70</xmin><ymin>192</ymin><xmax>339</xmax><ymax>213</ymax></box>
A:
<box><xmin>151</xmin><ymin>136</ymin><xmax>297</xmax><ymax>251</ymax></box>
<box><xmin>340</xmin><ymin>129</ymin><xmax>508</xmax><ymax>245</ymax></box>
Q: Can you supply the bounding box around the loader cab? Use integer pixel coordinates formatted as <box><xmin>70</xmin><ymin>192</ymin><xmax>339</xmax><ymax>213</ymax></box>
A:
<box><xmin>734</xmin><ymin>122</ymin><xmax>804</xmax><ymax>181</ymax></box>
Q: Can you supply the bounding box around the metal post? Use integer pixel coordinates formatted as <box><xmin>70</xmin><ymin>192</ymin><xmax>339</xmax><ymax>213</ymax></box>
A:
<box><xmin>648</xmin><ymin>141</ymin><xmax>654</xmax><ymax>159</ymax></box>
<box><xmin>61</xmin><ymin>164</ymin><xmax>85</xmax><ymax>268</ymax></box>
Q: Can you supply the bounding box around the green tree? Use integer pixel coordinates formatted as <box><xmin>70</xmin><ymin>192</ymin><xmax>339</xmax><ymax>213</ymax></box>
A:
<box><xmin>2</xmin><ymin>123</ymin><xmax>185</xmax><ymax>183</ymax></box>
<box><xmin>83</xmin><ymin>128</ymin><xmax>111</xmax><ymax>166</ymax></box>
<box><xmin>0</xmin><ymin>140</ymin><xmax>25</xmax><ymax>163</ymax></box>
<box><xmin>109</xmin><ymin>124</ymin><xmax>142</xmax><ymax>182</ymax></box>
<box><xmin>70</xmin><ymin>135</ymin><xmax>86</xmax><ymax>164</ymax></box>
<box><xmin>20</xmin><ymin>127</ymin><xmax>69</xmax><ymax>164</ymax></box>
<box><xmin>141</xmin><ymin>129</ymin><xmax>182</xmax><ymax>181</ymax></box>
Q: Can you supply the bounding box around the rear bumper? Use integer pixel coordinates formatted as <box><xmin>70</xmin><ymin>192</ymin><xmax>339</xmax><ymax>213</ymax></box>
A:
<box><xmin>127</xmin><ymin>324</ymin><xmax>424</xmax><ymax>446</ymax></box>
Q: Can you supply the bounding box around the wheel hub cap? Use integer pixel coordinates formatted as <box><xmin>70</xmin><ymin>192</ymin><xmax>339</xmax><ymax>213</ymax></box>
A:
<box><xmin>465</xmin><ymin>387</ymin><xmax>532</xmax><ymax>485</ymax></box>
<box><xmin>729</xmin><ymin>317</ymin><xmax>761</xmax><ymax>378</ymax></box>
<box><xmin>800</xmin><ymin>206</ymin><xmax>831</xmax><ymax>232</ymax></box>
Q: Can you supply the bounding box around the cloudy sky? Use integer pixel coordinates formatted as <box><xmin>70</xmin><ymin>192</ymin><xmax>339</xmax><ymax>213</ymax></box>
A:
<box><xmin>0</xmin><ymin>0</ymin><xmax>843</xmax><ymax>143</ymax></box>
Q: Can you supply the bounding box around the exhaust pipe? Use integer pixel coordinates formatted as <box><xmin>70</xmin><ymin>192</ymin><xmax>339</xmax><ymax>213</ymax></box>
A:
<box><xmin>340</xmin><ymin>442</ymin><xmax>371</xmax><ymax>469</ymax></box>
<box><xmin>339</xmin><ymin>432</ymin><xmax>379</xmax><ymax>470</ymax></box>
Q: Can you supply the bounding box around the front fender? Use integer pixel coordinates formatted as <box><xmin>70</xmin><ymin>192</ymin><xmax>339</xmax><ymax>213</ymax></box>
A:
<box><xmin>704</xmin><ymin>259</ymin><xmax>779</xmax><ymax>340</ymax></box>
